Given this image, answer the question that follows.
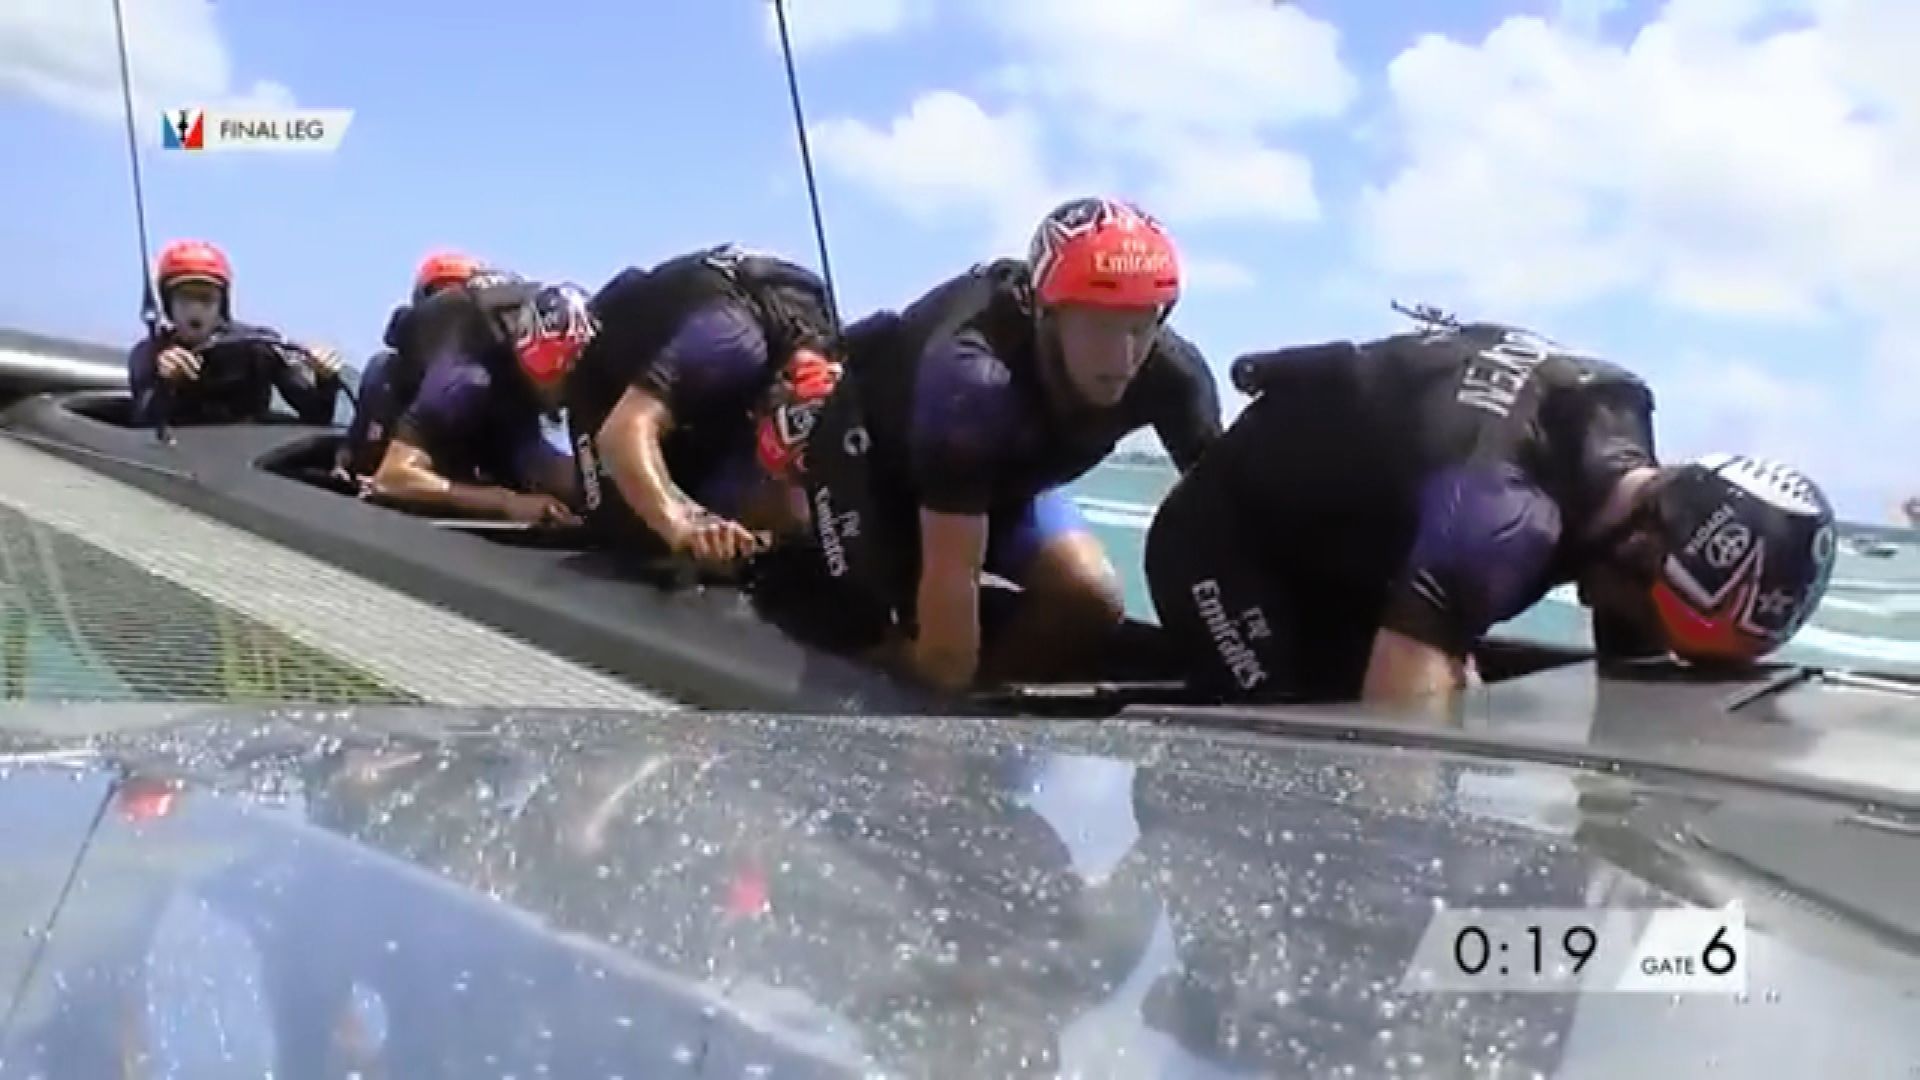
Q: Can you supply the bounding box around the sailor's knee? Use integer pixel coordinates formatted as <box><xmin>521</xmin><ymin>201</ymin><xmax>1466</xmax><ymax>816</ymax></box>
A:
<box><xmin>1026</xmin><ymin>532</ymin><xmax>1126</xmax><ymax>628</ymax></box>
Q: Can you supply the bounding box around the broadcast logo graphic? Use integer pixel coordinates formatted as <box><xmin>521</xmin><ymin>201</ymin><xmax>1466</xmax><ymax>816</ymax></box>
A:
<box><xmin>159</xmin><ymin>107</ymin><xmax>354</xmax><ymax>153</ymax></box>
<box><xmin>160</xmin><ymin>108</ymin><xmax>205</xmax><ymax>151</ymax></box>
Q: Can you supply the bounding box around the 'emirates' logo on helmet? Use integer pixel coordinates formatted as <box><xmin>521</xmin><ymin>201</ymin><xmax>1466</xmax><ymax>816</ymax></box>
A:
<box><xmin>1094</xmin><ymin>248</ymin><xmax>1174</xmax><ymax>276</ymax></box>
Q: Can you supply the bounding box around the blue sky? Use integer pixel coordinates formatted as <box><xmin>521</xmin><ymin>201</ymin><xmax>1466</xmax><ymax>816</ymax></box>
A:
<box><xmin>1</xmin><ymin>0</ymin><xmax>1913</xmax><ymax>519</ymax></box>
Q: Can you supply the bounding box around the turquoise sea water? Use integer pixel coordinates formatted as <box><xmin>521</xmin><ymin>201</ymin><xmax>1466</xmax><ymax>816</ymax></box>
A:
<box><xmin>1068</xmin><ymin>462</ymin><xmax>1920</xmax><ymax>678</ymax></box>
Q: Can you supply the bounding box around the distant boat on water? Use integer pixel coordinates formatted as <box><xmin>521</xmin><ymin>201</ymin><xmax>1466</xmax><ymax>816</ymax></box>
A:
<box><xmin>1844</xmin><ymin>535</ymin><xmax>1901</xmax><ymax>559</ymax></box>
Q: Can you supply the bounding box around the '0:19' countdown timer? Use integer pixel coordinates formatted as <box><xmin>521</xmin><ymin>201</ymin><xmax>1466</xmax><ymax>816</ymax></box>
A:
<box><xmin>1398</xmin><ymin>904</ymin><xmax>1748</xmax><ymax>994</ymax></box>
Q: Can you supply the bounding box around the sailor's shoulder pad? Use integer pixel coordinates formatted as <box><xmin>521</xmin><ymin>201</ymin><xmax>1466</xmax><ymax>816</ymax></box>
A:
<box><xmin>701</xmin><ymin>245</ymin><xmax>824</xmax><ymax>292</ymax></box>
<box><xmin>470</xmin><ymin>277</ymin><xmax>537</xmax><ymax>312</ymax></box>
<box><xmin>465</xmin><ymin>268</ymin><xmax>526</xmax><ymax>292</ymax></box>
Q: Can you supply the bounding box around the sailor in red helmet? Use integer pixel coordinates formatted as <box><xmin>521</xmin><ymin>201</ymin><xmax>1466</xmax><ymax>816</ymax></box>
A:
<box><xmin>340</xmin><ymin>250</ymin><xmax>489</xmax><ymax>478</ymax></box>
<box><xmin>803</xmin><ymin>197</ymin><xmax>1221</xmax><ymax>691</ymax></box>
<box><xmin>370</xmin><ymin>271</ymin><xmax>595</xmax><ymax>524</ymax></box>
<box><xmin>128</xmin><ymin>239</ymin><xmax>345</xmax><ymax>427</ymax></box>
<box><xmin>1145</xmin><ymin>309</ymin><xmax>1838</xmax><ymax>707</ymax></box>
<box><xmin>564</xmin><ymin>245</ymin><xmax>845</xmax><ymax>572</ymax></box>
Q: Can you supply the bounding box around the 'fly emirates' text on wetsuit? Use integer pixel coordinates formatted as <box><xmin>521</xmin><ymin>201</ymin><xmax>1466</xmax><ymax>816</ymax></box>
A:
<box><xmin>393</xmin><ymin>275</ymin><xmax>568</xmax><ymax>491</ymax></box>
<box><xmin>127</xmin><ymin>322</ymin><xmax>340</xmax><ymax>427</ymax></box>
<box><xmin>1147</xmin><ymin>322</ymin><xmax>1659</xmax><ymax>701</ymax></box>
<box><xmin>842</xmin><ymin>258</ymin><xmax>1221</xmax><ymax>620</ymax></box>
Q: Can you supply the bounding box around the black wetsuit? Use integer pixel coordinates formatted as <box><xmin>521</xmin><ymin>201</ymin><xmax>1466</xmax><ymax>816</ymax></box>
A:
<box><xmin>796</xmin><ymin>259</ymin><xmax>1220</xmax><ymax>646</ymax></box>
<box><xmin>126</xmin><ymin>322</ymin><xmax>340</xmax><ymax>427</ymax></box>
<box><xmin>563</xmin><ymin>247</ymin><xmax>838</xmax><ymax>553</ymax></box>
<box><xmin>1145</xmin><ymin>322</ymin><xmax>1661</xmax><ymax>702</ymax></box>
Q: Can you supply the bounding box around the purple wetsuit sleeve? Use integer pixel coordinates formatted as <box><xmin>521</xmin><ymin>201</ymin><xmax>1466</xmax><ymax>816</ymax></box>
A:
<box><xmin>1381</xmin><ymin>463</ymin><xmax>1565</xmax><ymax>656</ymax></box>
<box><xmin>636</xmin><ymin>301</ymin><xmax>772</xmax><ymax>419</ymax></box>
<box><xmin>910</xmin><ymin>331</ymin><xmax>1021</xmax><ymax>516</ymax></box>
<box><xmin>398</xmin><ymin>357</ymin><xmax>493</xmax><ymax>459</ymax></box>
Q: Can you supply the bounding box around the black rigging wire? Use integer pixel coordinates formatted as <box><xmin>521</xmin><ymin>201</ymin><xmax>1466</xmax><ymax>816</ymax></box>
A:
<box><xmin>110</xmin><ymin>0</ymin><xmax>161</xmax><ymax>334</ymax></box>
<box><xmin>770</xmin><ymin>0</ymin><xmax>840</xmax><ymax>316</ymax></box>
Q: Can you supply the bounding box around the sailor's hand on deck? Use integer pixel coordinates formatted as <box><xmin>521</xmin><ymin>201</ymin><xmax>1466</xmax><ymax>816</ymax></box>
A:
<box><xmin>672</xmin><ymin>511</ymin><xmax>768</xmax><ymax>568</ymax></box>
<box><xmin>502</xmin><ymin>492</ymin><xmax>581</xmax><ymax>526</ymax></box>
<box><xmin>156</xmin><ymin>346</ymin><xmax>201</xmax><ymax>382</ymax></box>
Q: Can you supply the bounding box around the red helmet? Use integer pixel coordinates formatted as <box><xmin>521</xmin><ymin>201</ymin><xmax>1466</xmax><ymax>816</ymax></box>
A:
<box><xmin>1028</xmin><ymin>197</ymin><xmax>1180</xmax><ymax>313</ymax></box>
<box><xmin>1647</xmin><ymin>454</ymin><xmax>1837</xmax><ymax>664</ymax></box>
<box><xmin>156</xmin><ymin>239</ymin><xmax>232</xmax><ymax>292</ymax></box>
<box><xmin>414</xmin><ymin>250</ymin><xmax>483</xmax><ymax>299</ymax></box>
<box><xmin>512</xmin><ymin>283</ymin><xmax>597</xmax><ymax>387</ymax></box>
<box><xmin>756</xmin><ymin>349</ymin><xmax>843</xmax><ymax>479</ymax></box>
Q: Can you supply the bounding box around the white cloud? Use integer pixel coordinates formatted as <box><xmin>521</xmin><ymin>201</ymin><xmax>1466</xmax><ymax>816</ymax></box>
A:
<box><xmin>1357</xmin><ymin>0</ymin><xmax>1920</xmax><ymax>509</ymax></box>
<box><xmin>765</xmin><ymin>0</ymin><xmax>929</xmax><ymax>53</ymax></box>
<box><xmin>1554</xmin><ymin>0</ymin><xmax>1628</xmax><ymax>35</ymax></box>
<box><xmin>814</xmin><ymin>0</ymin><xmax>1356</xmax><ymax>246</ymax></box>
<box><xmin>1360</xmin><ymin>2</ymin><xmax>1914</xmax><ymax>324</ymax></box>
<box><xmin>1147</xmin><ymin>138</ymin><xmax>1321</xmax><ymax>226</ymax></box>
<box><xmin>984</xmin><ymin>0</ymin><xmax>1357</xmax><ymax>140</ymax></box>
<box><xmin>1656</xmin><ymin>354</ymin><xmax>1837</xmax><ymax>463</ymax></box>
<box><xmin>1182</xmin><ymin>254</ymin><xmax>1257</xmax><ymax>293</ymax></box>
<box><xmin>811</xmin><ymin>91</ymin><xmax>1062</xmax><ymax>251</ymax></box>
<box><xmin>1651</xmin><ymin>352</ymin><xmax>1909</xmax><ymax>516</ymax></box>
<box><xmin>0</xmin><ymin>0</ymin><xmax>293</xmax><ymax>129</ymax></box>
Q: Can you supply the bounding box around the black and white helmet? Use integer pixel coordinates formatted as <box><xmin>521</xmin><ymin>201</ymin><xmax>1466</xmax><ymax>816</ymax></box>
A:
<box><xmin>1647</xmin><ymin>453</ymin><xmax>1836</xmax><ymax>662</ymax></box>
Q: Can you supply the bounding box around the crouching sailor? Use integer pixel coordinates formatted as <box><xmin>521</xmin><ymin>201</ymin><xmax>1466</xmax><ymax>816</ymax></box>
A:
<box><xmin>1146</xmin><ymin>313</ymin><xmax>1838</xmax><ymax>709</ymax></box>
<box><xmin>339</xmin><ymin>250</ymin><xmax>488</xmax><ymax>480</ymax></box>
<box><xmin>369</xmin><ymin>274</ymin><xmax>595</xmax><ymax>525</ymax></box>
<box><xmin>564</xmin><ymin>246</ymin><xmax>846</xmax><ymax>571</ymax></box>
<box><xmin>808</xmin><ymin>197</ymin><xmax>1221</xmax><ymax>692</ymax></box>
